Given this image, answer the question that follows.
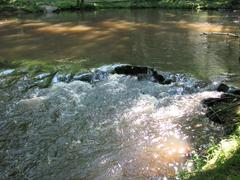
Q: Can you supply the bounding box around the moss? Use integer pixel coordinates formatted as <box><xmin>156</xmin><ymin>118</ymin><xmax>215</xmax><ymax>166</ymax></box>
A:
<box><xmin>0</xmin><ymin>58</ymin><xmax>90</xmax><ymax>89</ymax></box>
<box><xmin>3</xmin><ymin>58</ymin><xmax>89</xmax><ymax>74</ymax></box>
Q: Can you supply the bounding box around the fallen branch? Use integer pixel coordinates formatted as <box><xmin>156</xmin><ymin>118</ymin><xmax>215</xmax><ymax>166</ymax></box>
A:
<box><xmin>55</xmin><ymin>56</ymin><xmax>76</xmax><ymax>62</ymax></box>
<box><xmin>208</xmin><ymin>102</ymin><xmax>240</xmax><ymax>124</ymax></box>
<box><xmin>208</xmin><ymin>107</ymin><xmax>224</xmax><ymax>123</ymax></box>
<box><xmin>224</xmin><ymin>93</ymin><xmax>240</xmax><ymax>99</ymax></box>
<box><xmin>201</xmin><ymin>32</ymin><xmax>239</xmax><ymax>38</ymax></box>
<box><xmin>214</xmin><ymin>102</ymin><xmax>240</xmax><ymax>114</ymax></box>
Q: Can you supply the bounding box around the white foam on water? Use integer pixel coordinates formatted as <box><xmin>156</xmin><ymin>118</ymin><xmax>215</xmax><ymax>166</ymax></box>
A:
<box><xmin>1</xmin><ymin>73</ymin><xmax>224</xmax><ymax>179</ymax></box>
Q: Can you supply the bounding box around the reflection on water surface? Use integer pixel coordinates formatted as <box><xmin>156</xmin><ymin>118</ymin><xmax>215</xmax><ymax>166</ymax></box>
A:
<box><xmin>0</xmin><ymin>9</ymin><xmax>239</xmax><ymax>179</ymax></box>
<box><xmin>0</xmin><ymin>9</ymin><xmax>239</xmax><ymax>85</ymax></box>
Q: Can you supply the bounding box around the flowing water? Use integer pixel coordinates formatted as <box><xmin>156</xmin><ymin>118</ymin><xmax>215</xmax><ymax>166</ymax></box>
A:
<box><xmin>0</xmin><ymin>9</ymin><xmax>239</xmax><ymax>179</ymax></box>
<box><xmin>0</xmin><ymin>9</ymin><xmax>239</xmax><ymax>84</ymax></box>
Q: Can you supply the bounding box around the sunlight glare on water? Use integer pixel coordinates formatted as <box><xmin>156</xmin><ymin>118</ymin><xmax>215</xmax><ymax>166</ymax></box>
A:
<box><xmin>0</xmin><ymin>72</ymin><xmax>224</xmax><ymax>179</ymax></box>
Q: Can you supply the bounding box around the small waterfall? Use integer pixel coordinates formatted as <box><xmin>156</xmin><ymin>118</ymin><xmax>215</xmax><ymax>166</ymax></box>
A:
<box><xmin>0</xmin><ymin>65</ymin><xmax>226</xmax><ymax>179</ymax></box>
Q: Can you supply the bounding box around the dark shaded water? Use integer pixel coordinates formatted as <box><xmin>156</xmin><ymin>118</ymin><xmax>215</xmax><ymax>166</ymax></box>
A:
<box><xmin>0</xmin><ymin>9</ymin><xmax>239</xmax><ymax>179</ymax></box>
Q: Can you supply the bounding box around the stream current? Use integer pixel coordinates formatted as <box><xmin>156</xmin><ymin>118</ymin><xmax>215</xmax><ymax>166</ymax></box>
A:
<box><xmin>0</xmin><ymin>65</ymin><xmax>225</xmax><ymax>179</ymax></box>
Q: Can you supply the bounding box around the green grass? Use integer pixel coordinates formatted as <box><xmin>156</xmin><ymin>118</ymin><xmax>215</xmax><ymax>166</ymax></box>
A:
<box><xmin>179</xmin><ymin>105</ymin><xmax>240</xmax><ymax>179</ymax></box>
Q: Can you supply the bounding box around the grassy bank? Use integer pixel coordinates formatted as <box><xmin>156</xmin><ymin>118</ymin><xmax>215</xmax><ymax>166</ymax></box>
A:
<box><xmin>180</xmin><ymin>96</ymin><xmax>240</xmax><ymax>179</ymax></box>
<box><xmin>0</xmin><ymin>0</ymin><xmax>239</xmax><ymax>13</ymax></box>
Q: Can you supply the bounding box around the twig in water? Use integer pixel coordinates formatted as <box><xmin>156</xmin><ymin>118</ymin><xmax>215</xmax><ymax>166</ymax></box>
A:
<box><xmin>201</xmin><ymin>32</ymin><xmax>239</xmax><ymax>38</ymax></box>
<box><xmin>208</xmin><ymin>107</ymin><xmax>224</xmax><ymax>123</ymax></box>
<box><xmin>214</xmin><ymin>102</ymin><xmax>240</xmax><ymax>114</ymax></box>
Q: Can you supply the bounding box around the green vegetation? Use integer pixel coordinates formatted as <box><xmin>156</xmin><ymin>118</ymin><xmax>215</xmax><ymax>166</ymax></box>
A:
<box><xmin>0</xmin><ymin>58</ymin><xmax>90</xmax><ymax>75</ymax></box>
<box><xmin>179</xmin><ymin>99</ymin><xmax>240</xmax><ymax>179</ymax></box>
<box><xmin>0</xmin><ymin>0</ymin><xmax>239</xmax><ymax>13</ymax></box>
<box><xmin>1</xmin><ymin>1</ymin><xmax>240</xmax><ymax>179</ymax></box>
<box><xmin>0</xmin><ymin>58</ymin><xmax>91</xmax><ymax>89</ymax></box>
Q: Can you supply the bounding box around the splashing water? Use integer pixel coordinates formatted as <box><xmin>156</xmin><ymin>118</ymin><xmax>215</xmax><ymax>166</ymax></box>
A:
<box><xmin>0</xmin><ymin>69</ymin><xmax>224</xmax><ymax>179</ymax></box>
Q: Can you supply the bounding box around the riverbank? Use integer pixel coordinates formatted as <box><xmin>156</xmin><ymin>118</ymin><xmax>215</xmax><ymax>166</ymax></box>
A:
<box><xmin>180</xmin><ymin>91</ymin><xmax>240</xmax><ymax>179</ymax></box>
<box><xmin>0</xmin><ymin>0</ymin><xmax>239</xmax><ymax>14</ymax></box>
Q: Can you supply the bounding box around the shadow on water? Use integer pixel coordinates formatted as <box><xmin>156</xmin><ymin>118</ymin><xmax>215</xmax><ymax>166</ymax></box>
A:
<box><xmin>0</xmin><ymin>9</ymin><xmax>239</xmax><ymax>179</ymax></box>
<box><xmin>0</xmin><ymin>9</ymin><xmax>239</xmax><ymax>84</ymax></box>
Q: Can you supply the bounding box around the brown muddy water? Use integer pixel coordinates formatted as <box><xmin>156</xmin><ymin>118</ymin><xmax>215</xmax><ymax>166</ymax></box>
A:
<box><xmin>0</xmin><ymin>9</ymin><xmax>239</xmax><ymax>84</ymax></box>
<box><xmin>0</xmin><ymin>9</ymin><xmax>239</xmax><ymax>179</ymax></box>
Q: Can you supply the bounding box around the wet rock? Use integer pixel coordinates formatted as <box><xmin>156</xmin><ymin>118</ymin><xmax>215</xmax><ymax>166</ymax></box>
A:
<box><xmin>114</xmin><ymin>65</ymin><xmax>149</xmax><ymax>76</ymax></box>
<box><xmin>152</xmin><ymin>70</ymin><xmax>165</xmax><ymax>83</ymax></box>
<box><xmin>216</xmin><ymin>83</ymin><xmax>229</xmax><ymax>92</ymax></box>
<box><xmin>194</xmin><ymin>81</ymin><xmax>209</xmax><ymax>89</ymax></box>
<box><xmin>0</xmin><ymin>75</ymin><xmax>21</xmax><ymax>88</ymax></box>
<box><xmin>92</xmin><ymin>70</ymin><xmax>108</xmax><ymax>82</ymax></box>
<box><xmin>112</xmin><ymin>65</ymin><xmax>165</xmax><ymax>84</ymax></box>
<box><xmin>34</xmin><ymin>74</ymin><xmax>55</xmax><ymax>88</ymax></box>
<box><xmin>73</xmin><ymin>73</ymin><xmax>93</xmax><ymax>83</ymax></box>
<box><xmin>0</xmin><ymin>69</ymin><xmax>15</xmax><ymax>76</ymax></box>
<box><xmin>163</xmin><ymin>79</ymin><xmax>172</xmax><ymax>85</ymax></box>
<box><xmin>52</xmin><ymin>73</ymin><xmax>73</xmax><ymax>84</ymax></box>
<box><xmin>34</xmin><ymin>73</ymin><xmax>51</xmax><ymax>80</ymax></box>
<box><xmin>137</xmin><ymin>74</ymin><xmax>151</xmax><ymax>81</ymax></box>
<box><xmin>228</xmin><ymin>88</ymin><xmax>240</xmax><ymax>95</ymax></box>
